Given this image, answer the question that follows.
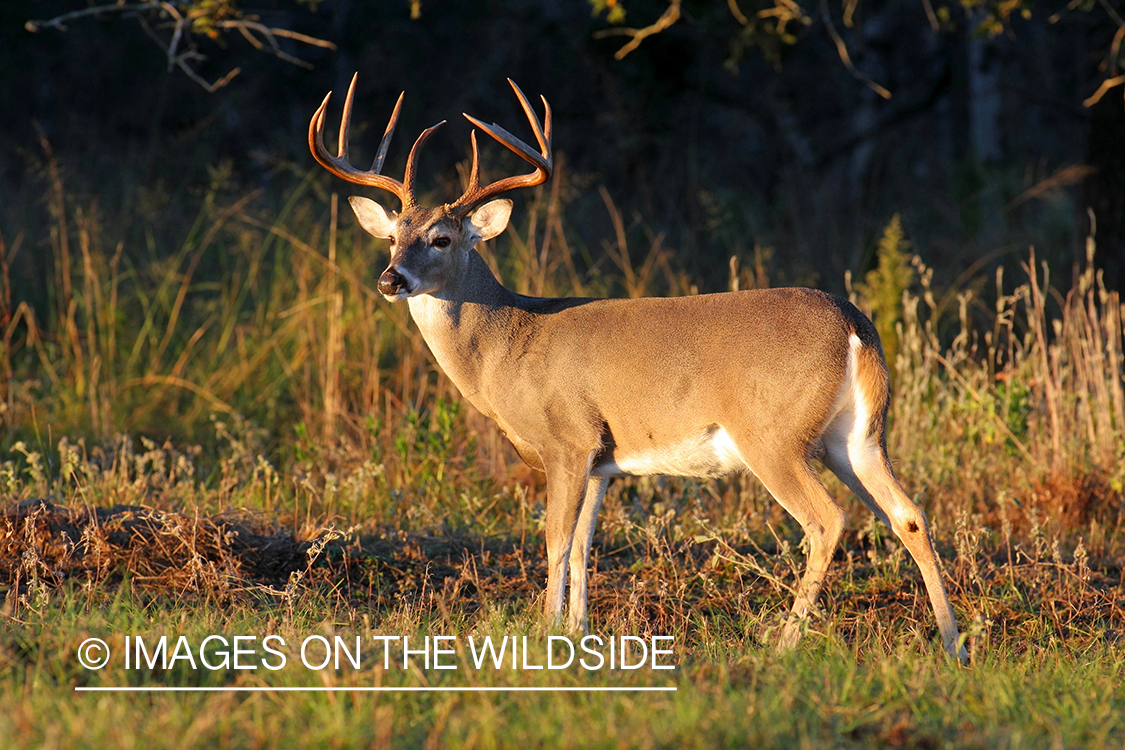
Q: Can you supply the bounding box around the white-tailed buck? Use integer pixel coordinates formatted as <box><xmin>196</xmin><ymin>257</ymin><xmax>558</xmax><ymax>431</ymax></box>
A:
<box><xmin>309</xmin><ymin>75</ymin><xmax>968</xmax><ymax>663</ymax></box>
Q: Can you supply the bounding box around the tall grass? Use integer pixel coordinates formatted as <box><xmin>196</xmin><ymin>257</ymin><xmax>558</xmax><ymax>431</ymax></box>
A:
<box><xmin>1</xmin><ymin>141</ymin><xmax>1122</xmax><ymax>556</ymax></box>
<box><xmin>878</xmin><ymin>237</ymin><xmax>1125</xmax><ymax>550</ymax></box>
<box><xmin>2</xmin><ymin>154</ymin><xmax>1124</xmax><ymax>749</ymax></box>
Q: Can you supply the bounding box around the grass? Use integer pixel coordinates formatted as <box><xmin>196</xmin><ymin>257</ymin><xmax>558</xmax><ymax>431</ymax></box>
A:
<box><xmin>2</xmin><ymin>567</ymin><xmax>1123</xmax><ymax>748</ymax></box>
<box><xmin>1</xmin><ymin>426</ymin><xmax>1122</xmax><ymax>748</ymax></box>
<box><xmin>1</xmin><ymin>150</ymin><xmax>1124</xmax><ymax>747</ymax></box>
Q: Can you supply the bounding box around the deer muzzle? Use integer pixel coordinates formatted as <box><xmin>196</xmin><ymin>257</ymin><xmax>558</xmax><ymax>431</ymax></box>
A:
<box><xmin>377</xmin><ymin>267</ymin><xmax>410</xmax><ymax>297</ymax></box>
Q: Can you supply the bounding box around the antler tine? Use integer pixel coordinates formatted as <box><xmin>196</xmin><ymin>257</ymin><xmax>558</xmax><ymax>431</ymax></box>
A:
<box><xmin>451</xmin><ymin>81</ymin><xmax>554</xmax><ymax>215</ymax></box>
<box><xmin>307</xmin><ymin>74</ymin><xmax>407</xmax><ymax>203</ymax></box>
<box><xmin>370</xmin><ymin>91</ymin><xmax>404</xmax><ymax>174</ymax></box>
<box><xmin>402</xmin><ymin>120</ymin><xmax>447</xmax><ymax>209</ymax></box>
<box><xmin>336</xmin><ymin>72</ymin><xmax>358</xmax><ymax>160</ymax></box>
<box><xmin>466</xmin><ymin>129</ymin><xmax>482</xmax><ymax>191</ymax></box>
<box><xmin>462</xmin><ymin>117</ymin><xmax>550</xmax><ymax>172</ymax></box>
<box><xmin>506</xmin><ymin>78</ymin><xmax>551</xmax><ymax>158</ymax></box>
<box><xmin>453</xmin><ymin>128</ymin><xmax>487</xmax><ymax>210</ymax></box>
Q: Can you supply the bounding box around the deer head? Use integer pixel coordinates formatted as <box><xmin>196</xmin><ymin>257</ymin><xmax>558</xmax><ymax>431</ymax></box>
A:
<box><xmin>309</xmin><ymin>75</ymin><xmax>552</xmax><ymax>300</ymax></box>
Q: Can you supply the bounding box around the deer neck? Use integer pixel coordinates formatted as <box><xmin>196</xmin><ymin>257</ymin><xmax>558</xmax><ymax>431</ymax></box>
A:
<box><xmin>406</xmin><ymin>249</ymin><xmax>522</xmax><ymax>410</ymax></box>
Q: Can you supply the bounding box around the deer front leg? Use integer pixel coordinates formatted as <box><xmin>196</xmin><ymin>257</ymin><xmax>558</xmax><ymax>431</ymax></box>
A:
<box><xmin>542</xmin><ymin>453</ymin><xmax>596</xmax><ymax>626</ymax></box>
<box><xmin>567</xmin><ymin>475</ymin><xmax>609</xmax><ymax>633</ymax></box>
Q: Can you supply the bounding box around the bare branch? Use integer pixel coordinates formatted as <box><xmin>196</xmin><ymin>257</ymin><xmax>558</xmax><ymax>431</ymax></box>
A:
<box><xmin>1097</xmin><ymin>0</ymin><xmax>1125</xmax><ymax>29</ymax></box>
<box><xmin>1083</xmin><ymin>74</ymin><xmax>1125</xmax><ymax>107</ymax></box>
<box><xmin>921</xmin><ymin>0</ymin><xmax>940</xmax><ymax>32</ymax></box>
<box><xmin>216</xmin><ymin>20</ymin><xmax>326</xmax><ymax>69</ymax></box>
<box><xmin>260</xmin><ymin>26</ymin><xmax>336</xmax><ymax>49</ymax></box>
<box><xmin>233</xmin><ymin>21</ymin><xmax>266</xmax><ymax>51</ymax></box>
<box><xmin>727</xmin><ymin>0</ymin><xmax>748</xmax><ymax>26</ymax></box>
<box><xmin>1108</xmin><ymin>23</ymin><xmax>1125</xmax><ymax>76</ymax></box>
<box><xmin>167</xmin><ymin>14</ymin><xmax>187</xmax><ymax>72</ymax></box>
<box><xmin>1049</xmin><ymin>0</ymin><xmax>1091</xmax><ymax>25</ymax></box>
<box><xmin>820</xmin><ymin>0</ymin><xmax>892</xmax><ymax>100</ymax></box>
<box><xmin>25</xmin><ymin>2</ymin><xmax>159</xmax><ymax>33</ymax></box>
<box><xmin>1004</xmin><ymin>164</ymin><xmax>1096</xmax><ymax>210</ymax></box>
<box><xmin>159</xmin><ymin>0</ymin><xmax>183</xmax><ymax>21</ymax></box>
<box><xmin>757</xmin><ymin>0</ymin><xmax>805</xmax><ymax>36</ymax></box>
<box><xmin>593</xmin><ymin>0</ymin><xmax>682</xmax><ymax>60</ymax></box>
<box><xmin>26</xmin><ymin>1</ymin><xmax>334</xmax><ymax>91</ymax></box>
<box><xmin>176</xmin><ymin>60</ymin><xmax>241</xmax><ymax>93</ymax></box>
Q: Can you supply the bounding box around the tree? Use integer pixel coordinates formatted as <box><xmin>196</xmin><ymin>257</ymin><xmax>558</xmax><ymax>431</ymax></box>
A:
<box><xmin>26</xmin><ymin>0</ymin><xmax>334</xmax><ymax>91</ymax></box>
<box><xmin>590</xmin><ymin>0</ymin><xmax>1125</xmax><ymax>287</ymax></box>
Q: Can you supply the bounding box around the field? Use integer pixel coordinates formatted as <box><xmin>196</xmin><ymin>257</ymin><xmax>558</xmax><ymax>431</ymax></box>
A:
<box><xmin>2</xmin><ymin>168</ymin><xmax>1124</xmax><ymax>749</ymax></box>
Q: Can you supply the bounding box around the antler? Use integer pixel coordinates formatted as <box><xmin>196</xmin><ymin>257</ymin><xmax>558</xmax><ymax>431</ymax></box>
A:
<box><xmin>308</xmin><ymin>73</ymin><xmax>445</xmax><ymax>208</ymax></box>
<box><xmin>309</xmin><ymin>75</ymin><xmax>552</xmax><ymax>213</ymax></box>
<box><xmin>449</xmin><ymin>79</ymin><xmax>553</xmax><ymax>217</ymax></box>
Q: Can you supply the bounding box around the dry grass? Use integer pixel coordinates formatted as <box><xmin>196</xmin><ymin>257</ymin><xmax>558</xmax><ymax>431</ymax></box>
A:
<box><xmin>1</xmin><ymin>152</ymin><xmax>1124</xmax><ymax>634</ymax></box>
<box><xmin>1</xmin><ymin>440</ymin><xmax>1120</xmax><ymax>663</ymax></box>
<box><xmin>0</xmin><ymin>147</ymin><xmax>1124</xmax><ymax>748</ymax></box>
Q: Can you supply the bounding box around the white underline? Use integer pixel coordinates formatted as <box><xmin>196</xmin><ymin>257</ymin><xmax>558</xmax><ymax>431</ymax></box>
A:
<box><xmin>75</xmin><ymin>686</ymin><xmax>677</xmax><ymax>692</ymax></box>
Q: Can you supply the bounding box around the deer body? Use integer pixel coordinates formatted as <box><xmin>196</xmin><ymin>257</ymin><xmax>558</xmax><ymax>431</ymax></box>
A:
<box><xmin>309</xmin><ymin>76</ymin><xmax>969</xmax><ymax>663</ymax></box>
<box><xmin>410</xmin><ymin>267</ymin><xmax>857</xmax><ymax>480</ymax></box>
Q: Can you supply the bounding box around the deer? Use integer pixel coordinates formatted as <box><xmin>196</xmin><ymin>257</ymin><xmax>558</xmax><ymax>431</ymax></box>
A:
<box><xmin>309</xmin><ymin>74</ymin><xmax>969</xmax><ymax>664</ymax></box>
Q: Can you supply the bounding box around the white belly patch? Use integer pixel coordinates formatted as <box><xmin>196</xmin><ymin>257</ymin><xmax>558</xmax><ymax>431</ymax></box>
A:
<box><xmin>592</xmin><ymin>426</ymin><xmax>748</xmax><ymax>478</ymax></box>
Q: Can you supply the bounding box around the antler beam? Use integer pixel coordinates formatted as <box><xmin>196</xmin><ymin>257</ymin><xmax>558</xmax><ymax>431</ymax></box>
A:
<box><xmin>451</xmin><ymin>79</ymin><xmax>553</xmax><ymax>216</ymax></box>
<box><xmin>309</xmin><ymin>73</ymin><xmax>447</xmax><ymax>208</ymax></box>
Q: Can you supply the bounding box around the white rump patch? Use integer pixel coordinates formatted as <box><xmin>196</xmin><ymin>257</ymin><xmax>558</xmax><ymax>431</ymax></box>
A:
<box><xmin>823</xmin><ymin>334</ymin><xmax>883</xmax><ymax>478</ymax></box>
<box><xmin>844</xmin><ymin>334</ymin><xmax>873</xmax><ymax>464</ymax></box>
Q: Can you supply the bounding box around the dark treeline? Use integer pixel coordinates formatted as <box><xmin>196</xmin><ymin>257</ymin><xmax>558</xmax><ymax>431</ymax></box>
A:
<box><xmin>1</xmin><ymin>0</ymin><xmax>1121</xmax><ymax>308</ymax></box>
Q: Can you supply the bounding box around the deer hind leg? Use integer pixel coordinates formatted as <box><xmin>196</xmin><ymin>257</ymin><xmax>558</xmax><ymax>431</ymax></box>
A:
<box><xmin>566</xmin><ymin>475</ymin><xmax>609</xmax><ymax>634</ymax></box>
<box><xmin>740</xmin><ymin>450</ymin><xmax>848</xmax><ymax>652</ymax></box>
<box><xmin>823</xmin><ymin>429</ymin><xmax>968</xmax><ymax>664</ymax></box>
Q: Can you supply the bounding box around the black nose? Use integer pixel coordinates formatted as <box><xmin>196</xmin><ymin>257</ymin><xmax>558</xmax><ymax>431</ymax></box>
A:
<box><xmin>378</xmin><ymin>268</ymin><xmax>408</xmax><ymax>296</ymax></box>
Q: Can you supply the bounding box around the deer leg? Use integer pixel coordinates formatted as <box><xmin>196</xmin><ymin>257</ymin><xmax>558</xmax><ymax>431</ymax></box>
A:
<box><xmin>824</xmin><ymin>442</ymin><xmax>968</xmax><ymax>664</ymax></box>
<box><xmin>566</xmin><ymin>475</ymin><xmax>609</xmax><ymax>633</ymax></box>
<box><xmin>746</xmin><ymin>454</ymin><xmax>847</xmax><ymax>652</ymax></box>
<box><xmin>542</xmin><ymin>455</ymin><xmax>594</xmax><ymax>626</ymax></box>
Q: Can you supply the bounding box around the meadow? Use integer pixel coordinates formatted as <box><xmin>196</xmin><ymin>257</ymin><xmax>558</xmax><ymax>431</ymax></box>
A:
<box><xmin>1</xmin><ymin>154</ymin><xmax>1123</xmax><ymax>748</ymax></box>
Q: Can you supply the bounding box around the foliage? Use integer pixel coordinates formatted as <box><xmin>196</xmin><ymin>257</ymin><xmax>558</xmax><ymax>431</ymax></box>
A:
<box><xmin>588</xmin><ymin>0</ymin><xmax>1123</xmax><ymax>102</ymax></box>
<box><xmin>25</xmin><ymin>0</ymin><xmax>334</xmax><ymax>91</ymax></box>
<box><xmin>853</xmin><ymin>214</ymin><xmax>915</xmax><ymax>372</ymax></box>
<box><xmin>590</xmin><ymin>0</ymin><xmax>628</xmax><ymax>25</ymax></box>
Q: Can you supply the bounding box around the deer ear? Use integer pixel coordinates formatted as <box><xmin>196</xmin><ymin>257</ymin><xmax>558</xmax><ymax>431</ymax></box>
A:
<box><xmin>349</xmin><ymin>196</ymin><xmax>396</xmax><ymax>239</ymax></box>
<box><xmin>469</xmin><ymin>199</ymin><xmax>513</xmax><ymax>242</ymax></box>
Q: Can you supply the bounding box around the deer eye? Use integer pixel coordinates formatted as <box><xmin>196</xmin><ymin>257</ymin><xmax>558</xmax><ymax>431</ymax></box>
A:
<box><xmin>433</xmin><ymin>236</ymin><xmax>452</xmax><ymax>249</ymax></box>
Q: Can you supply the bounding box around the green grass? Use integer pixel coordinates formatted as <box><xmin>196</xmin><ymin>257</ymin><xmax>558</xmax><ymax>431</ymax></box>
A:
<box><xmin>2</xmin><ymin>448</ymin><xmax>1122</xmax><ymax>749</ymax></box>
<box><xmin>3</xmin><ymin>583</ymin><xmax>1123</xmax><ymax>750</ymax></box>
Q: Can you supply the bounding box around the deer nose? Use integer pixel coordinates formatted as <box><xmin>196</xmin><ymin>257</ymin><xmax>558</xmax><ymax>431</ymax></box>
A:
<box><xmin>378</xmin><ymin>268</ymin><xmax>409</xmax><ymax>296</ymax></box>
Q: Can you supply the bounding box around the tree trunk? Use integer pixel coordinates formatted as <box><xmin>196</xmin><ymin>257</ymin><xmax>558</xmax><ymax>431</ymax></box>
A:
<box><xmin>1083</xmin><ymin>88</ymin><xmax>1125</xmax><ymax>291</ymax></box>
